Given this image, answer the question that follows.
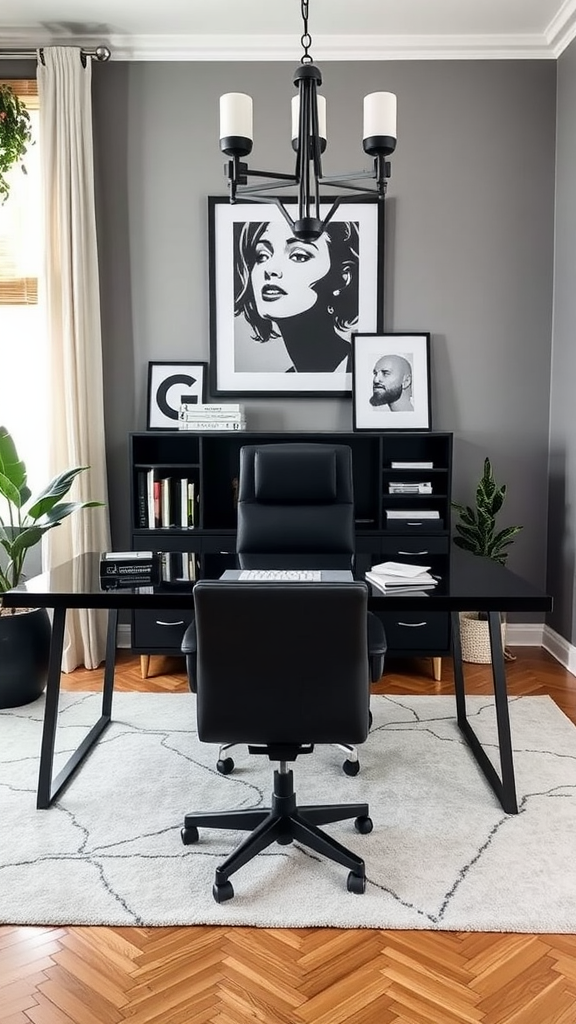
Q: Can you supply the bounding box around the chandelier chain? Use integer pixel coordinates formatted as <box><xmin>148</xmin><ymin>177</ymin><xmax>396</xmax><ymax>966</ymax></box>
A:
<box><xmin>300</xmin><ymin>0</ymin><xmax>313</xmax><ymax>63</ymax></box>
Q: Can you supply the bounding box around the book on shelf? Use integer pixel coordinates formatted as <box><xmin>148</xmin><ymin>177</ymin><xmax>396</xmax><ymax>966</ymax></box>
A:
<box><xmin>180</xmin><ymin>410</ymin><xmax>244</xmax><ymax>422</ymax></box>
<box><xmin>178</xmin><ymin>420</ymin><xmax>246</xmax><ymax>432</ymax></box>
<box><xmin>136</xmin><ymin>472</ymin><xmax>148</xmax><ymax>527</ymax></box>
<box><xmin>391</xmin><ymin>461</ymin><xmax>434</xmax><ymax>469</ymax></box>
<box><xmin>388</xmin><ymin>482</ymin><xmax>432</xmax><ymax>494</ymax></box>
<box><xmin>181</xmin><ymin>403</ymin><xmax>243</xmax><ymax>414</ymax></box>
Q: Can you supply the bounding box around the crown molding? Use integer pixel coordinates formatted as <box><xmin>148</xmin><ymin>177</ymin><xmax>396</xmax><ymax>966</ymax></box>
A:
<box><xmin>0</xmin><ymin>29</ymin><xmax>556</xmax><ymax>62</ymax></box>
<box><xmin>546</xmin><ymin>0</ymin><xmax>576</xmax><ymax>56</ymax></box>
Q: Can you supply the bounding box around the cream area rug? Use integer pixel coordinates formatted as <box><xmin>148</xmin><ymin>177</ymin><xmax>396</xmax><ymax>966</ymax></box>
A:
<box><xmin>1</xmin><ymin>692</ymin><xmax>576</xmax><ymax>931</ymax></box>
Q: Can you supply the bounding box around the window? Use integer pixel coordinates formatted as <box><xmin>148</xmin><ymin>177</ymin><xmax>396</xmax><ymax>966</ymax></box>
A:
<box><xmin>0</xmin><ymin>78</ymin><xmax>47</xmax><ymax>499</ymax></box>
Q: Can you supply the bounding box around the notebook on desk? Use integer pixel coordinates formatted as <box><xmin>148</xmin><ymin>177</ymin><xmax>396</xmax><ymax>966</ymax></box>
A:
<box><xmin>220</xmin><ymin>569</ymin><xmax>355</xmax><ymax>583</ymax></box>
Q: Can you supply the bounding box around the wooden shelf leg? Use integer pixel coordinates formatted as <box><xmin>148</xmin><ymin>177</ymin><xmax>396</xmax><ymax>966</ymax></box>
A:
<box><xmin>140</xmin><ymin>655</ymin><xmax>150</xmax><ymax>679</ymax></box>
<box><xmin>432</xmin><ymin>657</ymin><xmax>442</xmax><ymax>682</ymax></box>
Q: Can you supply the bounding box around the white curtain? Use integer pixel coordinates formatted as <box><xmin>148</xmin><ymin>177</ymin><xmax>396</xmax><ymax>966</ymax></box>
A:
<box><xmin>38</xmin><ymin>47</ymin><xmax>111</xmax><ymax>671</ymax></box>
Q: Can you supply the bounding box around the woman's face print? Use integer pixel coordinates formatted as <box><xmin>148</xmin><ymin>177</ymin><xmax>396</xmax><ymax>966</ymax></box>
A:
<box><xmin>250</xmin><ymin>222</ymin><xmax>331</xmax><ymax>321</ymax></box>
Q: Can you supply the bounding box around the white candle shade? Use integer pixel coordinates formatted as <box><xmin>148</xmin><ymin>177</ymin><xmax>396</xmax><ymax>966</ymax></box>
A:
<box><xmin>291</xmin><ymin>93</ymin><xmax>327</xmax><ymax>143</ymax></box>
<box><xmin>363</xmin><ymin>92</ymin><xmax>397</xmax><ymax>141</ymax></box>
<box><xmin>220</xmin><ymin>93</ymin><xmax>253</xmax><ymax>142</ymax></box>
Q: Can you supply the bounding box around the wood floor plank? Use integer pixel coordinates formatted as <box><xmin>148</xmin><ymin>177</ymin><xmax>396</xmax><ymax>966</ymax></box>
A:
<box><xmin>1</xmin><ymin>648</ymin><xmax>575</xmax><ymax>1024</ymax></box>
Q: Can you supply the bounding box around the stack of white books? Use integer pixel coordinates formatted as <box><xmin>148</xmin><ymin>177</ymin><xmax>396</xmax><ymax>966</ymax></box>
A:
<box><xmin>178</xmin><ymin>403</ymin><xmax>246</xmax><ymax>432</ymax></box>
<box><xmin>388</xmin><ymin>481</ymin><xmax>433</xmax><ymax>495</ymax></box>
<box><xmin>365</xmin><ymin>560</ymin><xmax>438</xmax><ymax>596</ymax></box>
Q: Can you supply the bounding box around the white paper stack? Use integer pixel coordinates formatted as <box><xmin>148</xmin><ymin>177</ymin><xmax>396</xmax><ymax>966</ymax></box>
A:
<box><xmin>365</xmin><ymin>560</ymin><xmax>438</xmax><ymax>596</ymax></box>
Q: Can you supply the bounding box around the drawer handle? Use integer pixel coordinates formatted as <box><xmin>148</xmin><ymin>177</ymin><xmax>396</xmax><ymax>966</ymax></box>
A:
<box><xmin>155</xmin><ymin>619</ymin><xmax>185</xmax><ymax>626</ymax></box>
<box><xmin>398</xmin><ymin>550</ymin><xmax>428</xmax><ymax>556</ymax></box>
<box><xmin>397</xmin><ymin>621</ymin><xmax>428</xmax><ymax>628</ymax></box>
<box><xmin>406</xmin><ymin>522</ymin><xmax>423</xmax><ymax>526</ymax></box>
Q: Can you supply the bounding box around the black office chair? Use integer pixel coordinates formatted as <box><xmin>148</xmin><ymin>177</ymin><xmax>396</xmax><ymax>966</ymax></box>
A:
<box><xmin>181</xmin><ymin>579</ymin><xmax>373</xmax><ymax>902</ymax></box>
<box><xmin>182</xmin><ymin>442</ymin><xmax>386</xmax><ymax>775</ymax></box>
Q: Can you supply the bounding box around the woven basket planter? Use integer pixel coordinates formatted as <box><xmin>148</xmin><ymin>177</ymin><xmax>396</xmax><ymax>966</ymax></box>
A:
<box><xmin>458</xmin><ymin>611</ymin><xmax>506</xmax><ymax>664</ymax></box>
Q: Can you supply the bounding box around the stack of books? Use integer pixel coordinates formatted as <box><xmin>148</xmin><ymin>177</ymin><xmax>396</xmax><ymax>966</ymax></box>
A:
<box><xmin>178</xmin><ymin>403</ymin><xmax>246</xmax><ymax>432</ymax></box>
<box><xmin>99</xmin><ymin>551</ymin><xmax>160</xmax><ymax>588</ymax></box>
<box><xmin>388</xmin><ymin>481</ymin><xmax>432</xmax><ymax>495</ymax></box>
<box><xmin>365</xmin><ymin>560</ymin><xmax>438</xmax><ymax>596</ymax></box>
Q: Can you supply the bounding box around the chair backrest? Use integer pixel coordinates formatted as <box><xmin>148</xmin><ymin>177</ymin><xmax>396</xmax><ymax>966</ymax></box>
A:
<box><xmin>236</xmin><ymin>443</ymin><xmax>355</xmax><ymax>560</ymax></box>
<box><xmin>193</xmin><ymin>580</ymin><xmax>370</xmax><ymax>746</ymax></box>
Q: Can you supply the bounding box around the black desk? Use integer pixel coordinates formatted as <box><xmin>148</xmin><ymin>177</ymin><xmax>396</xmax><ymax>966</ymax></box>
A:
<box><xmin>3</xmin><ymin>550</ymin><xmax>552</xmax><ymax>814</ymax></box>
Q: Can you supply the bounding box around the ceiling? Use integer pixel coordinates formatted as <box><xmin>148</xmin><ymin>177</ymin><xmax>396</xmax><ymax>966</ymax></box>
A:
<box><xmin>1</xmin><ymin>0</ymin><xmax>574</xmax><ymax>61</ymax></box>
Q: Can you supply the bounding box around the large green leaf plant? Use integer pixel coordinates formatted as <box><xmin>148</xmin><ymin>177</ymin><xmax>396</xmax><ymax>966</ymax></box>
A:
<box><xmin>0</xmin><ymin>425</ymin><xmax>103</xmax><ymax>596</ymax></box>
<box><xmin>452</xmin><ymin>457</ymin><xmax>523</xmax><ymax>566</ymax></box>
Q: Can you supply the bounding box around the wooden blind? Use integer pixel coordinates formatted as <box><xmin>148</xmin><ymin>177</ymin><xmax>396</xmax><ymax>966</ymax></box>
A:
<box><xmin>0</xmin><ymin>78</ymin><xmax>39</xmax><ymax>305</ymax></box>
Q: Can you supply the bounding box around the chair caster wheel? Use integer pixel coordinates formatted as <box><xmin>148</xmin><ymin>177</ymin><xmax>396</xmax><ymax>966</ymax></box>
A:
<box><xmin>217</xmin><ymin>757</ymin><xmax>235</xmax><ymax>775</ymax></box>
<box><xmin>181</xmin><ymin>826</ymin><xmax>199</xmax><ymax>845</ymax></box>
<box><xmin>213</xmin><ymin>880</ymin><xmax>234</xmax><ymax>903</ymax></box>
<box><xmin>368</xmin><ymin>710</ymin><xmax>373</xmax><ymax>729</ymax></box>
<box><xmin>347</xmin><ymin>871</ymin><xmax>366</xmax><ymax>894</ymax></box>
<box><xmin>354</xmin><ymin>815</ymin><xmax>373</xmax><ymax>835</ymax></box>
<box><xmin>343</xmin><ymin>759</ymin><xmax>360</xmax><ymax>776</ymax></box>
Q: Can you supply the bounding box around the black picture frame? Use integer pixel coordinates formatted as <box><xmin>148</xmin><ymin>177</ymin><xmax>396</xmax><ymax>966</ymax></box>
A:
<box><xmin>208</xmin><ymin>195</ymin><xmax>384</xmax><ymax>397</ymax></box>
<box><xmin>147</xmin><ymin>361</ymin><xmax>208</xmax><ymax>430</ymax></box>
<box><xmin>352</xmin><ymin>333</ymin><xmax>431</xmax><ymax>431</ymax></box>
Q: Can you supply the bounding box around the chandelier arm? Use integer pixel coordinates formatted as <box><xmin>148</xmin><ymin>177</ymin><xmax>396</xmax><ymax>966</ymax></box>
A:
<box><xmin>239</xmin><ymin>169</ymin><xmax>297</xmax><ymax>182</ymax></box>
<box><xmin>234</xmin><ymin>179</ymin><xmax>299</xmax><ymax>196</ymax></box>
<box><xmin>318</xmin><ymin>197</ymin><xmax>342</xmax><ymax>233</ymax></box>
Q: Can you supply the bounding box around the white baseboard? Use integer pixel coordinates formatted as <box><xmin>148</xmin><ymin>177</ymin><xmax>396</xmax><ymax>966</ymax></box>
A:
<box><xmin>542</xmin><ymin>624</ymin><xmax>576</xmax><ymax>677</ymax></box>
<box><xmin>505</xmin><ymin>623</ymin><xmax>544</xmax><ymax>647</ymax></box>
<box><xmin>116</xmin><ymin>620</ymin><xmax>576</xmax><ymax>678</ymax></box>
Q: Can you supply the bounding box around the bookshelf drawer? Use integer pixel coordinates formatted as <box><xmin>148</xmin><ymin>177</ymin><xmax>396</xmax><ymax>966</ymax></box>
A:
<box><xmin>379</xmin><ymin>611</ymin><xmax>449</xmax><ymax>651</ymax></box>
<box><xmin>380</xmin><ymin>536</ymin><xmax>449</xmax><ymax>557</ymax></box>
<box><xmin>132</xmin><ymin>608</ymin><xmax>193</xmax><ymax>652</ymax></box>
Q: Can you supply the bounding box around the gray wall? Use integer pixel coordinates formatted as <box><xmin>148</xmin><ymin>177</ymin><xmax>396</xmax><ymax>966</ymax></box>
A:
<box><xmin>548</xmin><ymin>37</ymin><xmax>576</xmax><ymax>642</ymax></box>
<box><xmin>92</xmin><ymin>58</ymin><xmax>556</xmax><ymax>593</ymax></box>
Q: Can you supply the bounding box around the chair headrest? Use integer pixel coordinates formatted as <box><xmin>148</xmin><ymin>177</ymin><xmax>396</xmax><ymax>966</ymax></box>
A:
<box><xmin>254</xmin><ymin>447</ymin><xmax>338</xmax><ymax>504</ymax></box>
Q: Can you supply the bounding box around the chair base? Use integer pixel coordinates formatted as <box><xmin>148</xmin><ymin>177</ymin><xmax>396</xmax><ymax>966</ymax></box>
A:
<box><xmin>182</xmin><ymin>768</ymin><xmax>372</xmax><ymax>901</ymax></box>
<box><xmin>215</xmin><ymin>713</ymin><xmax>373</xmax><ymax>778</ymax></box>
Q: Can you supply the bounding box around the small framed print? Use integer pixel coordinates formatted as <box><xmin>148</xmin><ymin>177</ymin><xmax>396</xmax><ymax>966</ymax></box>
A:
<box><xmin>352</xmin><ymin>333</ymin><xmax>431</xmax><ymax>431</ymax></box>
<box><xmin>147</xmin><ymin>362</ymin><xmax>207</xmax><ymax>430</ymax></box>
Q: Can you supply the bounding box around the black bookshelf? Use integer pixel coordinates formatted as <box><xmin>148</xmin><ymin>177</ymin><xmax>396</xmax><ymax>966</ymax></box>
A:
<box><xmin>128</xmin><ymin>430</ymin><xmax>453</xmax><ymax>669</ymax></box>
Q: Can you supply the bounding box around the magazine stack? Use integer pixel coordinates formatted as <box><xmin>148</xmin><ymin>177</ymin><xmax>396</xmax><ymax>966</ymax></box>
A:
<box><xmin>178</xmin><ymin>403</ymin><xmax>246</xmax><ymax>432</ymax></box>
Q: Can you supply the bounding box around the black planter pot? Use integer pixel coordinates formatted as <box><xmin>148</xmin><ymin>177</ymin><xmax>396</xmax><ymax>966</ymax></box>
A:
<box><xmin>0</xmin><ymin>607</ymin><xmax>51</xmax><ymax>708</ymax></box>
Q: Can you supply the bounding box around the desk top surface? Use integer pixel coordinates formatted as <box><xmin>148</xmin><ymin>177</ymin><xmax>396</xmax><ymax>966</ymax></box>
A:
<box><xmin>2</xmin><ymin>549</ymin><xmax>552</xmax><ymax>614</ymax></box>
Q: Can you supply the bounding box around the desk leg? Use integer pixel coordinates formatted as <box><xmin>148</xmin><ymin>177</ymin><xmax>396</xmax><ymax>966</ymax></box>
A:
<box><xmin>37</xmin><ymin>608</ymin><xmax>118</xmax><ymax>809</ymax></box>
<box><xmin>451</xmin><ymin>611</ymin><xmax>518</xmax><ymax>815</ymax></box>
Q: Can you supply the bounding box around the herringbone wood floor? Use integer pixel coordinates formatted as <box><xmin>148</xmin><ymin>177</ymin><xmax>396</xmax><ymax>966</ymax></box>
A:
<box><xmin>2</xmin><ymin>648</ymin><xmax>576</xmax><ymax>1024</ymax></box>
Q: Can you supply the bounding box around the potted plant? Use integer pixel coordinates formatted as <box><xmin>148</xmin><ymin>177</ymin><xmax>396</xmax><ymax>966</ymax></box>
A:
<box><xmin>0</xmin><ymin>425</ymin><xmax>103</xmax><ymax>706</ymax></box>
<box><xmin>0</xmin><ymin>83</ymin><xmax>33</xmax><ymax>203</ymax></box>
<box><xmin>452</xmin><ymin>457</ymin><xmax>523</xmax><ymax>663</ymax></box>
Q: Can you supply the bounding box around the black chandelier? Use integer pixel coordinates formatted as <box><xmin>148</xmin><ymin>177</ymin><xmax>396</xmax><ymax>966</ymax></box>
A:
<box><xmin>219</xmin><ymin>0</ymin><xmax>397</xmax><ymax>242</ymax></box>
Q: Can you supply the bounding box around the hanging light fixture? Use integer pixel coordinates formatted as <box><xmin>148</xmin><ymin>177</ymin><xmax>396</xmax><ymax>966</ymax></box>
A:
<box><xmin>219</xmin><ymin>0</ymin><xmax>397</xmax><ymax>242</ymax></box>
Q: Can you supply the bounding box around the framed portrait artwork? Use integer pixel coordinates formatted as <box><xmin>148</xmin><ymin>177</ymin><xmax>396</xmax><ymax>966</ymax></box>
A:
<box><xmin>352</xmin><ymin>333</ymin><xmax>431</xmax><ymax>431</ymax></box>
<box><xmin>147</xmin><ymin>361</ymin><xmax>207</xmax><ymax>430</ymax></box>
<box><xmin>208</xmin><ymin>195</ymin><xmax>384</xmax><ymax>397</ymax></box>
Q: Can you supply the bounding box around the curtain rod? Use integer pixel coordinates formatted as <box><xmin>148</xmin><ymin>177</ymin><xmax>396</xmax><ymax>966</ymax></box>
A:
<box><xmin>0</xmin><ymin>45</ymin><xmax>111</xmax><ymax>63</ymax></box>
